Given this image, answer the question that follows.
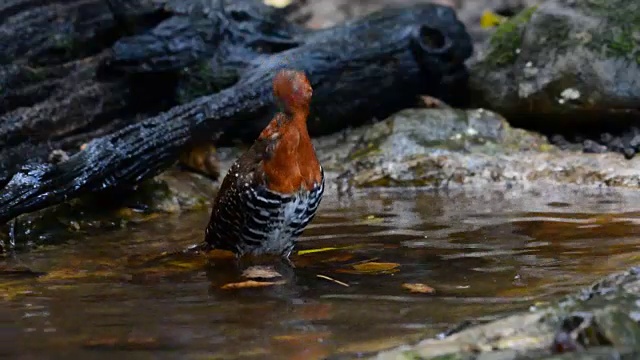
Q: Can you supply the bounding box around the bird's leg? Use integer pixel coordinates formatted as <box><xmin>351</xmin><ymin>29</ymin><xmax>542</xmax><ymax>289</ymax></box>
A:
<box><xmin>281</xmin><ymin>254</ymin><xmax>296</xmax><ymax>268</ymax></box>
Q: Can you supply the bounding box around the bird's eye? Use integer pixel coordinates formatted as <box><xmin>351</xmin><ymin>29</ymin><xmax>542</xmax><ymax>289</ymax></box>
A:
<box><xmin>414</xmin><ymin>25</ymin><xmax>450</xmax><ymax>53</ymax></box>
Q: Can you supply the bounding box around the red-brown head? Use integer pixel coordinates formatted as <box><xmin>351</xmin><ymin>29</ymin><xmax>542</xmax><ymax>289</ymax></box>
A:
<box><xmin>256</xmin><ymin>69</ymin><xmax>321</xmax><ymax>194</ymax></box>
<box><xmin>273</xmin><ymin>70</ymin><xmax>313</xmax><ymax>116</ymax></box>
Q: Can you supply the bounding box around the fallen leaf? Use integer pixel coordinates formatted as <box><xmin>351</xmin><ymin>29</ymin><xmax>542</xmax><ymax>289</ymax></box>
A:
<box><xmin>321</xmin><ymin>254</ymin><xmax>354</xmax><ymax>263</ymax></box>
<box><xmin>272</xmin><ymin>332</ymin><xmax>331</xmax><ymax>342</ymax></box>
<box><xmin>204</xmin><ymin>249</ymin><xmax>236</xmax><ymax>260</ymax></box>
<box><xmin>402</xmin><ymin>283</ymin><xmax>436</xmax><ymax>294</ymax></box>
<box><xmin>353</xmin><ymin>262</ymin><xmax>399</xmax><ymax>272</ymax></box>
<box><xmin>242</xmin><ymin>266</ymin><xmax>282</xmax><ymax>280</ymax></box>
<box><xmin>418</xmin><ymin>95</ymin><xmax>451</xmax><ymax>109</ymax></box>
<box><xmin>337</xmin><ymin>262</ymin><xmax>400</xmax><ymax>275</ymax></box>
<box><xmin>38</xmin><ymin>269</ymin><xmax>119</xmax><ymax>282</ymax></box>
<box><xmin>297</xmin><ymin>245</ymin><xmax>360</xmax><ymax>255</ymax></box>
<box><xmin>298</xmin><ymin>247</ymin><xmax>341</xmax><ymax>255</ymax></box>
<box><xmin>221</xmin><ymin>280</ymin><xmax>286</xmax><ymax>290</ymax></box>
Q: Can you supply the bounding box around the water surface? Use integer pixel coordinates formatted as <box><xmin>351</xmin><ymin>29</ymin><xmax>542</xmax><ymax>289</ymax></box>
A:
<box><xmin>2</xmin><ymin>187</ymin><xmax>640</xmax><ymax>359</ymax></box>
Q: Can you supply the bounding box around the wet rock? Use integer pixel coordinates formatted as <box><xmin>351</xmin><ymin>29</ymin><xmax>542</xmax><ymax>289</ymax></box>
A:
<box><xmin>582</xmin><ymin>139</ymin><xmax>607</xmax><ymax>154</ymax></box>
<box><xmin>0</xmin><ymin>169</ymin><xmax>217</xmax><ymax>249</ymax></box>
<box><xmin>370</xmin><ymin>267</ymin><xmax>640</xmax><ymax>359</ymax></box>
<box><xmin>470</xmin><ymin>0</ymin><xmax>640</xmax><ymax>136</ymax></box>
<box><xmin>317</xmin><ymin>108</ymin><xmax>640</xmax><ymax>190</ymax></box>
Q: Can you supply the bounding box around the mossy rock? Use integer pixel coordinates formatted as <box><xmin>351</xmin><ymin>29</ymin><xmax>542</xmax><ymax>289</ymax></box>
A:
<box><xmin>370</xmin><ymin>267</ymin><xmax>640</xmax><ymax>360</ymax></box>
<box><xmin>316</xmin><ymin>107</ymin><xmax>640</xmax><ymax>190</ymax></box>
<box><xmin>317</xmin><ymin>108</ymin><xmax>550</xmax><ymax>189</ymax></box>
<box><xmin>470</xmin><ymin>0</ymin><xmax>640</xmax><ymax>126</ymax></box>
<box><xmin>485</xmin><ymin>6</ymin><xmax>539</xmax><ymax>67</ymax></box>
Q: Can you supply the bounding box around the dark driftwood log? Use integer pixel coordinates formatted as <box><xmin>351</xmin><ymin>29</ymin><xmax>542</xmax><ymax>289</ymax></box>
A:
<box><xmin>0</xmin><ymin>0</ymin><xmax>171</xmax><ymax>186</ymax></box>
<box><xmin>0</xmin><ymin>1</ymin><xmax>473</xmax><ymax>224</ymax></box>
<box><xmin>0</xmin><ymin>0</ymin><xmax>302</xmax><ymax>187</ymax></box>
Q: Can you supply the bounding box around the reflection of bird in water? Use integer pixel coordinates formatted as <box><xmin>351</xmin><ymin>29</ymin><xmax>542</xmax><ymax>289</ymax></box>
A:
<box><xmin>335</xmin><ymin>169</ymin><xmax>354</xmax><ymax>199</ymax></box>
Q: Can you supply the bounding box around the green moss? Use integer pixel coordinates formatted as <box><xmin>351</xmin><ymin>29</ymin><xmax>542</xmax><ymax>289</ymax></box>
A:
<box><xmin>346</xmin><ymin>122</ymin><xmax>394</xmax><ymax>161</ymax></box>
<box><xmin>486</xmin><ymin>6</ymin><xmax>539</xmax><ymax>66</ymax></box>
<box><xmin>347</xmin><ymin>143</ymin><xmax>383</xmax><ymax>161</ymax></box>
<box><xmin>599</xmin><ymin>27</ymin><xmax>640</xmax><ymax>63</ymax></box>
<box><xmin>582</xmin><ymin>0</ymin><xmax>640</xmax><ymax>63</ymax></box>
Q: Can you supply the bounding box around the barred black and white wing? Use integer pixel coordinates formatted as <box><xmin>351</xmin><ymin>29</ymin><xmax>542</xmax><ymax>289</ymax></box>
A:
<box><xmin>237</xmin><ymin>165</ymin><xmax>325</xmax><ymax>257</ymax></box>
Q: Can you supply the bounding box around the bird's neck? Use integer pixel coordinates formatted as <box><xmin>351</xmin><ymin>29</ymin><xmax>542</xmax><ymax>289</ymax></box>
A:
<box><xmin>261</xmin><ymin>112</ymin><xmax>320</xmax><ymax>194</ymax></box>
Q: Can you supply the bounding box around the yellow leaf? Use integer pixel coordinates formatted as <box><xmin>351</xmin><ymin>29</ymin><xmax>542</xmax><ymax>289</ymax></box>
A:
<box><xmin>297</xmin><ymin>245</ymin><xmax>360</xmax><ymax>255</ymax></box>
<box><xmin>297</xmin><ymin>247</ymin><xmax>341</xmax><ymax>255</ymax></box>
<box><xmin>480</xmin><ymin>10</ymin><xmax>506</xmax><ymax>29</ymax></box>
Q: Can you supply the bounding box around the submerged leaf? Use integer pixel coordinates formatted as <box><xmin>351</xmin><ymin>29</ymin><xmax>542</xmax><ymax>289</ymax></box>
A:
<box><xmin>204</xmin><ymin>249</ymin><xmax>237</xmax><ymax>260</ymax></box>
<box><xmin>39</xmin><ymin>269</ymin><xmax>119</xmax><ymax>282</ymax></box>
<box><xmin>402</xmin><ymin>283</ymin><xmax>436</xmax><ymax>294</ymax></box>
<box><xmin>221</xmin><ymin>280</ymin><xmax>286</xmax><ymax>289</ymax></box>
<box><xmin>338</xmin><ymin>261</ymin><xmax>400</xmax><ymax>274</ymax></box>
<box><xmin>242</xmin><ymin>266</ymin><xmax>282</xmax><ymax>280</ymax></box>
<box><xmin>272</xmin><ymin>332</ymin><xmax>331</xmax><ymax>342</ymax></box>
<box><xmin>83</xmin><ymin>336</ymin><xmax>165</xmax><ymax>351</ymax></box>
<box><xmin>353</xmin><ymin>262</ymin><xmax>399</xmax><ymax>272</ymax></box>
<box><xmin>0</xmin><ymin>264</ymin><xmax>45</xmax><ymax>278</ymax></box>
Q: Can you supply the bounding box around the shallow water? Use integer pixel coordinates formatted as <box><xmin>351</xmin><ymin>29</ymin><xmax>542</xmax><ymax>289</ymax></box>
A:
<box><xmin>2</xmin><ymin>187</ymin><xmax>640</xmax><ymax>359</ymax></box>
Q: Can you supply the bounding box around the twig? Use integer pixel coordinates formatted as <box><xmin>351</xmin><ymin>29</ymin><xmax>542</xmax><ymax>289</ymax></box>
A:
<box><xmin>316</xmin><ymin>274</ymin><xmax>349</xmax><ymax>287</ymax></box>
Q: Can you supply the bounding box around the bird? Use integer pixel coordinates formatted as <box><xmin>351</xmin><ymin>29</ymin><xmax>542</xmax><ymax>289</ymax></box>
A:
<box><xmin>203</xmin><ymin>69</ymin><xmax>324</xmax><ymax>262</ymax></box>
